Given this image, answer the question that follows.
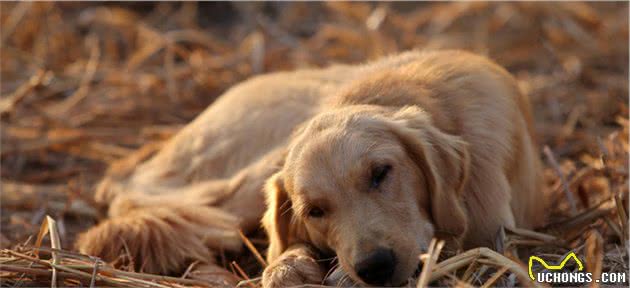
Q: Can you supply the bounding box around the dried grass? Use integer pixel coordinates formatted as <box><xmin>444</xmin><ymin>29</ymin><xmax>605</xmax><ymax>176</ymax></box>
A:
<box><xmin>1</xmin><ymin>2</ymin><xmax>628</xmax><ymax>287</ymax></box>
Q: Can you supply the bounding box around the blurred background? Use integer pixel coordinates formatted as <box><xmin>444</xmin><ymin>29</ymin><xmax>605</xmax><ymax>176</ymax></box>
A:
<box><xmin>1</xmin><ymin>2</ymin><xmax>628</xmax><ymax>287</ymax></box>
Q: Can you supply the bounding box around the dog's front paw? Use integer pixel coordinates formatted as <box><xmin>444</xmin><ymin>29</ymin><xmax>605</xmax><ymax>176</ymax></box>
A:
<box><xmin>262</xmin><ymin>246</ymin><xmax>324</xmax><ymax>288</ymax></box>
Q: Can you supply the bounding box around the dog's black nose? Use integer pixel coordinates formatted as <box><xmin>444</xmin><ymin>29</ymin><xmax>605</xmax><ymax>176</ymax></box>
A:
<box><xmin>355</xmin><ymin>248</ymin><xmax>397</xmax><ymax>286</ymax></box>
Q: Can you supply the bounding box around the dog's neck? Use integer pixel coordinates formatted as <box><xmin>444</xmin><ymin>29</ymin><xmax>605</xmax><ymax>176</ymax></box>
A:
<box><xmin>325</xmin><ymin>72</ymin><xmax>460</xmax><ymax>136</ymax></box>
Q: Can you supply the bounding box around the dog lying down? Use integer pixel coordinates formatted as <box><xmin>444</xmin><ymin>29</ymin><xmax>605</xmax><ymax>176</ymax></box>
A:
<box><xmin>76</xmin><ymin>50</ymin><xmax>546</xmax><ymax>287</ymax></box>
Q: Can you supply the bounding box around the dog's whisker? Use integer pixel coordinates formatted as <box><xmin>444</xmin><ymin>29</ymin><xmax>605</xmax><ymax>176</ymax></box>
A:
<box><xmin>318</xmin><ymin>255</ymin><xmax>338</xmax><ymax>262</ymax></box>
<box><xmin>322</xmin><ymin>261</ymin><xmax>340</xmax><ymax>282</ymax></box>
<box><xmin>337</xmin><ymin>274</ymin><xmax>349</xmax><ymax>287</ymax></box>
<box><xmin>278</xmin><ymin>199</ymin><xmax>291</xmax><ymax>211</ymax></box>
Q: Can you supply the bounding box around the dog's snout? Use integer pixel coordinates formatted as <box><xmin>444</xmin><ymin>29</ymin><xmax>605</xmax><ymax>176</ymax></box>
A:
<box><xmin>355</xmin><ymin>248</ymin><xmax>397</xmax><ymax>285</ymax></box>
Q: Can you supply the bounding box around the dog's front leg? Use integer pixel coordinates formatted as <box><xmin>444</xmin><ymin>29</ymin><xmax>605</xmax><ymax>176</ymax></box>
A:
<box><xmin>262</xmin><ymin>244</ymin><xmax>325</xmax><ymax>288</ymax></box>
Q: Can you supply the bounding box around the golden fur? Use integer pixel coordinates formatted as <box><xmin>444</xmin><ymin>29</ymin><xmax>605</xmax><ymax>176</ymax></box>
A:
<box><xmin>76</xmin><ymin>50</ymin><xmax>545</xmax><ymax>286</ymax></box>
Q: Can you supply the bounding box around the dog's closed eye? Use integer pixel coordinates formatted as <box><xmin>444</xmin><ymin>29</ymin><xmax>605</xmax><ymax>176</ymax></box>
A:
<box><xmin>307</xmin><ymin>206</ymin><xmax>325</xmax><ymax>218</ymax></box>
<box><xmin>370</xmin><ymin>164</ymin><xmax>392</xmax><ymax>189</ymax></box>
<box><xmin>302</xmin><ymin>199</ymin><xmax>330</xmax><ymax>219</ymax></box>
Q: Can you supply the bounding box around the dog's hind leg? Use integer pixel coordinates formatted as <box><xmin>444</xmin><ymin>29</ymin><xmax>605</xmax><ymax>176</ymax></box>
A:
<box><xmin>75</xmin><ymin>146</ymin><xmax>285</xmax><ymax>275</ymax></box>
<box><xmin>75</xmin><ymin>203</ymin><xmax>241</xmax><ymax>275</ymax></box>
<box><xmin>105</xmin><ymin>145</ymin><xmax>285</xmax><ymax>231</ymax></box>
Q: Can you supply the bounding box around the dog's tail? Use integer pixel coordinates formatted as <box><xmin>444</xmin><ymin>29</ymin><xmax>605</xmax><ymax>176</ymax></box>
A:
<box><xmin>75</xmin><ymin>202</ymin><xmax>242</xmax><ymax>275</ymax></box>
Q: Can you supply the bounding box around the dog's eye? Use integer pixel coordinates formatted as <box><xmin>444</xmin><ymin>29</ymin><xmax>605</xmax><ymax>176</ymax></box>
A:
<box><xmin>370</xmin><ymin>164</ymin><xmax>392</xmax><ymax>189</ymax></box>
<box><xmin>308</xmin><ymin>207</ymin><xmax>325</xmax><ymax>218</ymax></box>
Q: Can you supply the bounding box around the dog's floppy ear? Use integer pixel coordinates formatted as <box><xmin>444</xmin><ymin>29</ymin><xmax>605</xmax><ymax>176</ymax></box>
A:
<box><xmin>389</xmin><ymin>106</ymin><xmax>470</xmax><ymax>240</ymax></box>
<box><xmin>262</xmin><ymin>172</ymin><xmax>293</xmax><ymax>262</ymax></box>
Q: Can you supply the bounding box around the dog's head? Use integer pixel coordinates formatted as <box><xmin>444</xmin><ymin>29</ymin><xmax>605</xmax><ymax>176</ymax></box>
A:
<box><xmin>263</xmin><ymin>105</ymin><xmax>470</xmax><ymax>286</ymax></box>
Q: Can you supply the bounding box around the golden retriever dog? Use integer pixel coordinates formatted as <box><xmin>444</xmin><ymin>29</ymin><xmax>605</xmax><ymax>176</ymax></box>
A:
<box><xmin>76</xmin><ymin>50</ymin><xmax>545</xmax><ymax>287</ymax></box>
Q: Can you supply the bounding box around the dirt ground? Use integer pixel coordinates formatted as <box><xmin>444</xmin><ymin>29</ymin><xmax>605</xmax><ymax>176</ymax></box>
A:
<box><xmin>1</xmin><ymin>2</ymin><xmax>628</xmax><ymax>287</ymax></box>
